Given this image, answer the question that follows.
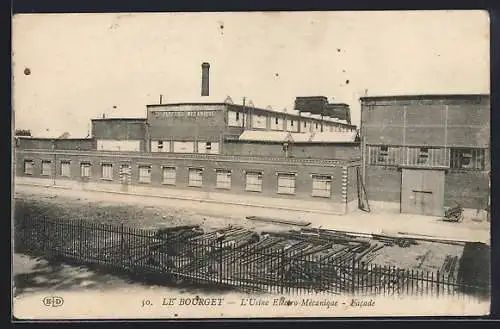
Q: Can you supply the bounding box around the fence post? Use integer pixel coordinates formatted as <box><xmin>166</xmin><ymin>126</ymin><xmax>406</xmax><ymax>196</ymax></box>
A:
<box><xmin>79</xmin><ymin>219</ymin><xmax>83</xmax><ymax>261</ymax></box>
<box><xmin>280</xmin><ymin>248</ymin><xmax>286</xmax><ymax>295</ymax></box>
<box><xmin>351</xmin><ymin>257</ymin><xmax>356</xmax><ymax>295</ymax></box>
<box><xmin>42</xmin><ymin>217</ymin><xmax>46</xmax><ymax>253</ymax></box>
<box><xmin>120</xmin><ymin>223</ymin><xmax>125</xmax><ymax>269</ymax></box>
<box><xmin>165</xmin><ymin>231</ymin><xmax>169</xmax><ymax>274</ymax></box>
<box><xmin>436</xmin><ymin>270</ymin><xmax>440</xmax><ymax>298</ymax></box>
<box><xmin>218</xmin><ymin>237</ymin><xmax>223</xmax><ymax>285</ymax></box>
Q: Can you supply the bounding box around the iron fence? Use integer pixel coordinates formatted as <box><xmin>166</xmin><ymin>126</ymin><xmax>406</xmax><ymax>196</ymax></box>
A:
<box><xmin>14</xmin><ymin>216</ymin><xmax>489</xmax><ymax>299</ymax></box>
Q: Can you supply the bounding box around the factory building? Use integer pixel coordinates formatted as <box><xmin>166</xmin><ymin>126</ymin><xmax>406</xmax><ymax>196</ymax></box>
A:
<box><xmin>360</xmin><ymin>94</ymin><xmax>490</xmax><ymax>217</ymax></box>
<box><xmin>19</xmin><ymin>61</ymin><xmax>488</xmax><ymax>219</ymax></box>
<box><xmin>15</xmin><ymin>63</ymin><xmax>362</xmax><ymax>215</ymax></box>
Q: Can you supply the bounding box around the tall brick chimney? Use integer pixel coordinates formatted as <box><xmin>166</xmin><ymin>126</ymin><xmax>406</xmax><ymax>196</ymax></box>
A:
<box><xmin>201</xmin><ymin>62</ymin><xmax>210</xmax><ymax>96</ymax></box>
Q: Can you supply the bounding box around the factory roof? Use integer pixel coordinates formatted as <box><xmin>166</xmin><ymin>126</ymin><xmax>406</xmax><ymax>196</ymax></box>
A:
<box><xmin>145</xmin><ymin>97</ymin><xmax>356</xmax><ymax>128</ymax></box>
<box><xmin>308</xmin><ymin>131</ymin><xmax>358</xmax><ymax>143</ymax></box>
<box><xmin>359</xmin><ymin>93</ymin><xmax>490</xmax><ymax>101</ymax></box>
<box><xmin>238</xmin><ymin>130</ymin><xmax>358</xmax><ymax>143</ymax></box>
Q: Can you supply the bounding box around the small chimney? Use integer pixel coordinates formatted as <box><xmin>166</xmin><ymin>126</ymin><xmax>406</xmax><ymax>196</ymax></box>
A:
<box><xmin>201</xmin><ymin>62</ymin><xmax>210</xmax><ymax>96</ymax></box>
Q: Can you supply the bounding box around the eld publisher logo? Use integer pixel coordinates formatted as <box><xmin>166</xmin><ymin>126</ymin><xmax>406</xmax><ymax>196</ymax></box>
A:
<box><xmin>42</xmin><ymin>296</ymin><xmax>64</xmax><ymax>308</ymax></box>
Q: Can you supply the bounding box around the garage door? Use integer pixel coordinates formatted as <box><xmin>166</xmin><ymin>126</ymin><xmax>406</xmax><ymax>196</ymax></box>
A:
<box><xmin>401</xmin><ymin>169</ymin><xmax>445</xmax><ymax>216</ymax></box>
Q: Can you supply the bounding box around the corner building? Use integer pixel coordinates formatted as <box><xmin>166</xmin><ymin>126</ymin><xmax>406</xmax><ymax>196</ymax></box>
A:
<box><xmin>360</xmin><ymin>94</ymin><xmax>490</xmax><ymax>216</ymax></box>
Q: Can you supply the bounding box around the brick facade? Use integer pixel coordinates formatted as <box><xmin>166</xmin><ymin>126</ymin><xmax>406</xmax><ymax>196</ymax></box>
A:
<box><xmin>16</xmin><ymin>149</ymin><xmax>359</xmax><ymax>213</ymax></box>
<box><xmin>223</xmin><ymin>141</ymin><xmax>360</xmax><ymax>160</ymax></box>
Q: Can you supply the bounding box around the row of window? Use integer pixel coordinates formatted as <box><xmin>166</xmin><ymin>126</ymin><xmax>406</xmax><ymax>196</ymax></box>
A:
<box><xmin>368</xmin><ymin>146</ymin><xmax>487</xmax><ymax>170</ymax></box>
<box><xmin>228</xmin><ymin>111</ymin><xmax>353</xmax><ymax>132</ymax></box>
<box><xmin>23</xmin><ymin>160</ymin><xmax>333</xmax><ymax>197</ymax></box>
<box><xmin>151</xmin><ymin>140</ymin><xmax>219</xmax><ymax>154</ymax></box>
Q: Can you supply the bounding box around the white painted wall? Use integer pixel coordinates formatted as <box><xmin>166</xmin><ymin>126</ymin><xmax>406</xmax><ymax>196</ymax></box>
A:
<box><xmin>252</xmin><ymin>114</ymin><xmax>267</xmax><ymax>129</ymax></box>
<box><xmin>173</xmin><ymin>141</ymin><xmax>194</xmax><ymax>153</ymax></box>
<box><xmin>228</xmin><ymin>110</ymin><xmax>245</xmax><ymax>127</ymax></box>
<box><xmin>97</xmin><ymin>140</ymin><xmax>141</xmax><ymax>152</ymax></box>
<box><xmin>286</xmin><ymin>119</ymin><xmax>299</xmax><ymax>132</ymax></box>
<box><xmin>197</xmin><ymin>141</ymin><xmax>220</xmax><ymax>154</ymax></box>
<box><xmin>270</xmin><ymin>116</ymin><xmax>284</xmax><ymax>131</ymax></box>
<box><xmin>151</xmin><ymin>140</ymin><xmax>170</xmax><ymax>152</ymax></box>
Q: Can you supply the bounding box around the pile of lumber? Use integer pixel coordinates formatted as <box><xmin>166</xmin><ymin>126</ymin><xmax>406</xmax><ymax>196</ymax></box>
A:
<box><xmin>246</xmin><ymin>215</ymin><xmax>311</xmax><ymax>227</ymax></box>
<box><xmin>372</xmin><ymin>233</ymin><xmax>417</xmax><ymax>248</ymax></box>
<box><xmin>440</xmin><ymin>254</ymin><xmax>459</xmax><ymax>281</ymax></box>
<box><xmin>31</xmin><ymin>221</ymin><xmax>426</xmax><ymax>294</ymax></box>
<box><xmin>162</xmin><ymin>226</ymin><xmax>260</xmax><ymax>278</ymax></box>
<box><xmin>153</xmin><ymin>225</ymin><xmax>204</xmax><ymax>254</ymax></box>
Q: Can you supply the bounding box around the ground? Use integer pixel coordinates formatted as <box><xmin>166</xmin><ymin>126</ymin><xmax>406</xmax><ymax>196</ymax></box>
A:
<box><xmin>13</xmin><ymin>253</ymin><xmax>234</xmax><ymax>297</ymax></box>
<box><xmin>12</xmin><ymin>185</ymin><xmax>491</xmax><ymax>318</ymax></box>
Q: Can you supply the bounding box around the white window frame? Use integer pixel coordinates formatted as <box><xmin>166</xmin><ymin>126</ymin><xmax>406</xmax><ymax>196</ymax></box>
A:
<box><xmin>23</xmin><ymin>160</ymin><xmax>34</xmax><ymax>175</ymax></box>
<box><xmin>277</xmin><ymin>172</ymin><xmax>296</xmax><ymax>195</ymax></box>
<box><xmin>41</xmin><ymin>160</ymin><xmax>52</xmax><ymax>176</ymax></box>
<box><xmin>311</xmin><ymin>175</ymin><xmax>332</xmax><ymax>198</ymax></box>
<box><xmin>215</xmin><ymin>169</ymin><xmax>232</xmax><ymax>189</ymax></box>
<box><xmin>245</xmin><ymin>171</ymin><xmax>263</xmax><ymax>192</ymax></box>
<box><xmin>188</xmin><ymin>167</ymin><xmax>203</xmax><ymax>187</ymax></box>
<box><xmin>162</xmin><ymin>166</ymin><xmax>176</xmax><ymax>185</ymax></box>
<box><xmin>60</xmin><ymin>160</ymin><xmax>71</xmax><ymax>177</ymax></box>
<box><xmin>138</xmin><ymin>165</ymin><xmax>152</xmax><ymax>183</ymax></box>
<box><xmin>80</xmin><ymin>162</ymin><xmax>92</xmax><ymax>178</ymax></box>
<box><xmin>101</xmin><ymin>163</ymin><xmax>113</xmax><ymax>180</ymax></box>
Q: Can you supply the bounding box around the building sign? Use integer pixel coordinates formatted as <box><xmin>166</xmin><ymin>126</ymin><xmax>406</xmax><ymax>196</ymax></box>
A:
<box><xmin>151</xmin><ymin>110</ymin><xmax>217</xmax><ymax>119</ymax></box>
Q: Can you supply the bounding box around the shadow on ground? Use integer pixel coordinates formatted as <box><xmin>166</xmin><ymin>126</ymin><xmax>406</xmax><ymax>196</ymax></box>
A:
<box><xmin>13</xmin><ymin>254</ymin><xmax>239</xmax><ymax>297</ymax></box>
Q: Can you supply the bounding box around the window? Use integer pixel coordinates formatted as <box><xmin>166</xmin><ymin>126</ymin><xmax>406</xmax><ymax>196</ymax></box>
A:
<box><xmin>188</xmin><ymin>168</ymin><xmax>203</xmax><ymax>187</ymax></box>
<box><xmin>450</xmin><ymin>148</ymin><xmax>486</xmax><ymax>170</ymax></box>
<box><xmin>403</xmin><ymin>147</ymin><xmax>448</xmax><ymax>167</ymax></box>
<box><xmin>158</xmin><ymin>141</ymin><xmax>164</xmax><ymax>150</ymax></box>
<box><xmin>236</xmin><ymin>112</ymin><xmax>240</xmax><ymax>121</ymax></box>
<box><xmin>304</xmin><ymin>122</ymin><xmax>307</xmax><ymax>128</ymax></box>
<box><xmin>23</xmin><ymin>160</ymin><xmax>34</xmax><ymax>175</ymax></box>
<box><xmin>245</xmin><ymin>171</ymin><xmax>263</xmax><ymax>192</ymax></box>
<box><xmin>378</xmin><ymin>146</ymin><xmax>389</xmax><ymax>162</ymax></box>
<box><xmin>101</xmin><ymin>163</ymin><xmax>113</xmax><ymax>180</ymax></box>
<box><xmin>162</xmin><ymin>167</ymin><xmax>176</xmax><ymax>185</ymax></box>
<box><xmin>80</xmin><ymin>162</ymin><xmax>91</xmax><ymax>177</ymax></box>
<box><xmin>418</xmin><ymin>148</ymin><xmax>429</xmax><ymax>165</ymax></box>
<box><xmin>277</xmin><ymin>173</ymin><xmax>296</xmax><ymax>195</ymax></box>
<box><xmin>312</xmin><ymin>175</ymin><xmax>332</xmax><ymax>198</ymax></box>
<box><xmin>368</xmin><ymin>146</ymin><xmax>400</xmax><ymax>166</ymax></box>
<box><xmin>60</xmin><ymin>161</ymin><xmax>71</xmax><ymax>177</ymax></box>
<box><xmin>138</xmin><ymin>165</ymin><xmax>152</xmax><ymax>183</ymax></box>
<box><xmin>291</xmin><ymin>120</ymin><xmax>294</xmax><ymax>127</ymax></box>
<box><xmin>41</xmin><ymin>160</ymin><xmax>51</xmax><ymax>176</ymax></box>
<box><xmin>275</xmin><ymin>117</ymin><xmax>279</xmax><ymax>125</ymax></box>
<box><xmin>216</xmin><ymin>169</ymin><xmax>231</xmax><ymax>189</ymax></box>
<box><xmin>315</xmin><ymin>123</ymin><xmax>319</xmax><ymax>129</ymax></box>
<box><xmin>205</xmin><ymin>142</ymin><xmax>212</xmax><ymax>150</ymax></box>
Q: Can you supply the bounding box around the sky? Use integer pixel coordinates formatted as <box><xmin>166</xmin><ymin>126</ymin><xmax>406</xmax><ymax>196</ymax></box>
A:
<box><xmin>12</xmin><ymin>11</ymin><xmax>490</xmax><ymax>138</ymax></box>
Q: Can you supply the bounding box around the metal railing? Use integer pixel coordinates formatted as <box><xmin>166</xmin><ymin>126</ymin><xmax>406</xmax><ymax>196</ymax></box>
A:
<box><xmin>14</xmin><ymin>216</ymin><xmax>489</xmax><ymax>299</ymax></box>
